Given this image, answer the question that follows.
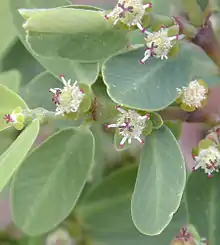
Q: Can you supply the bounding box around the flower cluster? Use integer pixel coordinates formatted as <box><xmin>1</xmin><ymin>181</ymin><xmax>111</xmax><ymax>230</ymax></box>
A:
<box><xmin>140</xmin><ymin>26</ymin><xmax>185</xmax><ymax>64</ymax></box>
<box><xmin>105</xmin><ymin>106</ymin><xmax>150</xmax><ymax>147</ymax></box>
<box><xmin>46</xmin><ymin>228</ymin><xmax>73</xmax><ymax>245</ymax></box>
<box><xmin>104</xmin><ymin>0</ymin><xmax>152</xmax><ymax>28</ymax></box>
<box><xmin>3</xmin><ymin>107</ymin><xmax>26</xmax><ymax>130</ymax></box>
<box><xmin>104</xmin><ymin>1</ymin><xmax>185</xmax><ymax>63</ymax></box>
<box><xmin>192</xmin><ymin>146</ymin><xmax>220</xmax><ymax>178</ymax></box>
<box><xmin>177</xmin><ymin>79</ymin><xmax>208</xmax><ymax>112</ymax></box>
<box><xmin>49</xmin><ymin>75</ymin><xmax>85</xmax><ymax>116</ymax></box>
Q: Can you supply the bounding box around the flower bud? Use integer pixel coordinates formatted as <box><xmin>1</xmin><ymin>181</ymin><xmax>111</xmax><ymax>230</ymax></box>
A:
<box><xmin>3</xmin><ymin>107</ymin><xmax>26</xmax><ymax>130</ymax></box>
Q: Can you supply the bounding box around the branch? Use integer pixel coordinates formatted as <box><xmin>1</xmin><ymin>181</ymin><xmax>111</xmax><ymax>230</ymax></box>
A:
<box><xmin>159</xmin><ymin>106</ymin><xmax>220</xmax><ymax>126</ymax></box>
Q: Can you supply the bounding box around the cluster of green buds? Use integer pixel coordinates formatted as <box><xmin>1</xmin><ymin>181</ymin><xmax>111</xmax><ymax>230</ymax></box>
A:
<box><xmin>46</xmin><ymin>228</ymin><xmax>73</xmax><ymax>245</ymax></box>
<box><xmin>192</xmin><ymin>126</ymin><xmax>220</xmax><ymax>178</ymax></box>
<box><xmin>171</xmin><ymin>226</ymin><xmax>208</xmax><ymax>245</ymax></box>
<box><xmin>176</xmin><ymin>79</ymin><xmax>208</xmax><ymax>112</ymax></box>
<box><xmin>3</xmin><ymin>107</ymin><xmax>26</xmax><ymax>130</ymax></box>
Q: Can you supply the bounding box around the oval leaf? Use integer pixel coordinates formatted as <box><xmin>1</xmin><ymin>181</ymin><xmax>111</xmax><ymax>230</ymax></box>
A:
<box><xmin>131</xmin><ymin>126</ymin><xmax>186</xmax><ymax>235</ymax></box>
<box><xmin>0</xmin><ymin>127</ymin><xmax>18</xmax><ymax>155</ymax></box>
<box><xmin>0</xmin><ymin>119</ymin><xmax>40</xmax><ymax>192</ymax></box>
<box><xmin>0</xmin><ymin>0</ymin><xmax>16</xmax><ymax>59</ymax></box>
<box><xmin>0</xmin><ymin>85</ymin><xmax>27</xmax><ymax>131</ymax></box>
<box><xmin>78</xmin><ymin>165</ymin><xmax>187</xmax><ymax>245</ymax></box>
<box><xmin>23</xmin><ymin>8</ymin><xmax>128</xmax><ymax>62</ymax></box>
<box><xmin>22</xmin><ymin>72</ymin><xmax>63</xmax><ymax>110</ymax></box>
<box><xmin>11</xmin><ymin>127</ymin><xmax>95</xmax><ymax>235</ymax></box>
<box><xmin>102</xmin><ymin>42</ymin><xmax>219</xmax><ymax>111</ymax></box>
<box><xmin>10</xmin><ymin>1</ymin><xmax>99</xmax><ymax>82</ymax></box>
<box><xmin>186</xmin><ymin>171</ymin><xmax>220</xmax><ymax>245</ymax></box>
<box><xmin>0</xmin><ymin>70</ymin><xmax>21</xmax><ymax>93</ymax></box>
<box><xmin>183</xmin><ymin>0</ymin><xmax>204</xmax><ymax>26</ymax></box>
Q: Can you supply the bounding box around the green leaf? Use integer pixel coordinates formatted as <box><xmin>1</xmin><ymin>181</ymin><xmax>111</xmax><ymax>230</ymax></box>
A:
<box><xmin>0</xmin><ymin>128</ymin><xmax>18</xmax><ymax>155</ymax></box>
<box><xmin>196</xmin><ymin>0</ymin><xmax>209</xmax><ymax>12</ymax></box>
<box><xmin>22</xmin><ymin>8</ymin><xmax>128</xmax><ymax>62</ymax></box>
<box><xmin>149</xmin><ymin>112</ymin><xmax>163</xmax><ymax>129</ymax></box>
<box><xmin>165</xmin><ymin>120</ymin><xmax>182</xmax><ymax>139</ymax></box>
<box><xmin>11</xmin><ymin>127</ymin><xmax>95</xmax><ymax>235</ymax></box>
<box><xmin>0</xmin><ymin>70</ymin><xmax>21</xmax><ymax>93</ymax></box>
<box><xmin>0</xmin><ymin>85</ymin><xmax>28</xmax><ymax>131</ymax></box>
<box><xmin>0</xmin><ymin>119</ymin><xmax>40</xmax><ymax>192</ymax></box>
<box><xmin>9</xmin><ymin>1</ymin><xmax>99</xmax><ymax>82</ymax></box>
<box><xmin>131</xmin><ymin>126</ymin><xmax>186</xmax><ymax>235</ymax></box>
<box><xmin>89</xmin><ymin>123</ymin><xmax>112</xmax><ymax>185</ymax></box>
<box><xmin>148</xmin><ymin>0</ymin><xmax>182</xmax><ymax>15</ymax></box>
<box><xmin>18</xmin><ymin>235</ymin><xmax>45</xmax><ymax>245</ymax></box>
<box><xmin>142</xmin><ymin>119</ymin><xmax>153</xmax><ymax>136</ymax></box>
<box><xmin>183</xmin><ymin>0</ymin><xmax>204</xmax><ymax>26</ymax></box>
<box><xmin>190</xmin><ymin>50</ymin><xmax>220</xmax><ymax>86</ymax></box>
<box><xmin>186</xmin><ymin>171</ymin><xmax>220</xmax><ymax>245</ymax></box>
<box><xmin>102</xmin><ymin>42</ymin><xmax>219</xmax><ymax>111</ymax></box>
<box><xmin>0</xmin><ymin>0</ymin><xmax>16</xmax><ymax>59</ymax></box>
<box><xmin>78</xmin><ymin>165</ymin><xmax>187</xmax><ymax>245</ymax></box>
<box><xmin>22</xmin><ymin>71</ymin><xmax>60</xmax><ymax>110</ymax></box>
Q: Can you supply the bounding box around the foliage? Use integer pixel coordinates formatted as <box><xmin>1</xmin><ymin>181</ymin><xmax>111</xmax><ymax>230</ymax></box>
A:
<box><xmin>0</xmin><ymin>0</ymin><xmax>220</xmax><ymax>244</ymax></box>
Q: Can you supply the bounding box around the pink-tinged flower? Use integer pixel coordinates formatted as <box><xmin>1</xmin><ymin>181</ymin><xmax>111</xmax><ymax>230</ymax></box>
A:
<box><xmin>192</xmin><ymin>146</ymin><xmax>220</xmax><ymax>178</ymax></box>
<box><xmin>49</xmin><ymin>75</ymin><xmax>84</xmax><ymax>116</ymax></box>
<box><xmin>104</xmin><ymin>0</ymin><xmax>152</xmax><ymax>29</ymax></box>
<box><xmin>105</xmin><ymin>106</ymin><xmax>150</xmax><ymax>148</ymax></box>
<box><xmin>139</xmin><ymin>26</ymin><xmax>185</xmax><ymax>64</ymax></box>
<box><xmin>175</xmin><ymin>227</ymin><xmax>193</xmax><ymax>242</ymax></box>
<box><xmin>171</xmin><ymin>227</ymin><xmax>197</xmax><ymax>245</ymax></box>
<box><xmin>3</xmin><ymin>107</ymin><xmax>25</xmax><ymax>130</ymax></box>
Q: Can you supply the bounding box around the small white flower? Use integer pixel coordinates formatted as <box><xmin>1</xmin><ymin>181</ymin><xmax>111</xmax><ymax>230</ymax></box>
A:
<box><xmin>193</xmin><ymin>146</ymin><xmax>220</xmax><ymax>178</ymax></box>
<box><xmin>46</xmin><ymin>228</ymin><xmax>73</xmax><ymax>245</ymax></box>
<box><xmin>199</xmin><ymin>238</ymin><xmax>209</xmax><ymax>245</ymax></box>
<box><xmin>49</xmin><ymin>75</ymin><xmax>84</xmax><ymax>116</ymax></box>
<box><xmin>139</xmin><ymin>26</ymin><xmax>185</xmax><ymax>64</ymax></box>
<box><xmin>105</xmin><ymin>106</ymin><xmax>150</xmax><ymax>147</ymax></box>
<box><xmin>104</xmin><ymin>0</ymin><xmax>152</xmax><ymax>28</ymax></box>
<box><xmin>180</xmin><ymin>80</ymin><xmax>207</xmax><ymax>108</ymax></box>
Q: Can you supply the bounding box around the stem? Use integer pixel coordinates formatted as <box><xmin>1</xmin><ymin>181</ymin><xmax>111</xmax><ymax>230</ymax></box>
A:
<box><xmin>173</xmin><ymin>16</ymin><xmax>197</xmax><ymax>38</ymax></box>
<box><xmin>191</xmin><ymin>15</ymin><xmax>220</xmax><ymax>68</ymax></box>
<box><xmin>30</xmin><ymin>108</ymin><xmax>64</xmax><ymax>123</ymax></box>
<box><xmin>159</xmin><ymin>106</ymin><xmax>220</xmax><ymax>126</ymax></box>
